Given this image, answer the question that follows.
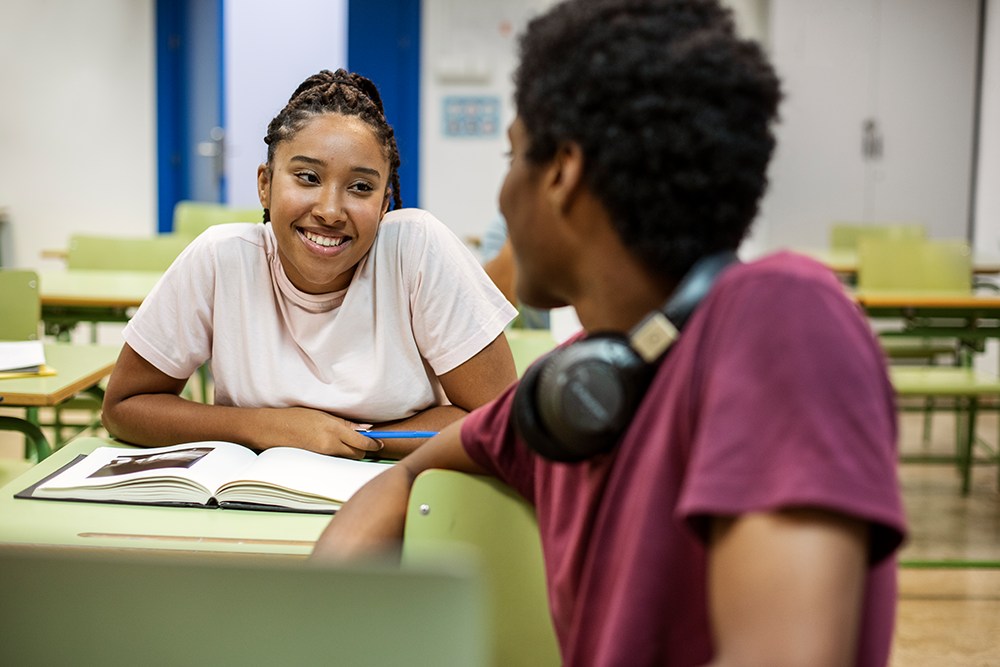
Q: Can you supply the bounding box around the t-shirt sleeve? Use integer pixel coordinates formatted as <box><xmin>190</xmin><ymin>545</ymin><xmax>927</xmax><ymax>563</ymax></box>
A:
<box><xmin>398</xmin><ymin>211</ymin><xmax>517</xmax><ymax>375</ymax></box>
<box><xmin>460</xmin><ymin>383</ymin><xmax>540</xmax><ymax>504</ymax></box>
<box><xmin>122</xmin><ymin>235</ymin><xmax>217</xmax><ymax>379</ymax></box>
<box><xmin>676</xmin><ymin>270</ymin><xmax>905</xmax><ymax>563</ymax></box>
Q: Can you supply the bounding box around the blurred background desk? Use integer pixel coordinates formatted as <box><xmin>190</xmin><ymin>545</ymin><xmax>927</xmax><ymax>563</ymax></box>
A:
<box><xmin>0</xmin><ymin>436</ymin><xmax>329</xmax><ymax>558</ymax></box>
<box><xmin>854</xmin><ymin>291</ymin><xmax>1000</xmax><ymax>360</ymax></box>
<box><xmin>39</xmin><ymin>269</ymin><xmax>161</xmax><ymax>340</ymax></box>
<box><xmin>0</xmin><ymin>344</ymin><xmax>119</xmax><ymax>460</ymax></box>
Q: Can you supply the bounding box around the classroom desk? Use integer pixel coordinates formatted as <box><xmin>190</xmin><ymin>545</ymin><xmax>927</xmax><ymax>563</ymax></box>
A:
<box><xmin>39</xmin><ymin>269</ymin><xmax>162</xmax><ymax>338</ymax></box>
<box><xmin>852</xmin><ymin>290</ymin><xmax>1000</xmax><ymax>361</ymax></box>
<box><xmin>0</xmin><ymin>344</ymin><xmax>119</xmax><ymax>459</ymax></box>
<box><xmin>802</xmin><ymin>248</ymin><xmax>1000</xmax><ymax>277</ymax></box>
<box><xmin>0</xmin><ymin>436</ymin><xmax>331</xmax><ymax>558</ymax></box>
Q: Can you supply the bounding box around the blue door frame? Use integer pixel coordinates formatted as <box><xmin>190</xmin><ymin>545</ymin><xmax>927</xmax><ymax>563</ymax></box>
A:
<box><xmin>348</xmin><ymin>0</ymin><xmax>422</xmax><ymax>210</ymax></box>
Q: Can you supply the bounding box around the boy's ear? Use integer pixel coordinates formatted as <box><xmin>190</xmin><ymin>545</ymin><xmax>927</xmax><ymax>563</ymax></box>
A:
<box><xmin>545</xmin><ymin>142</ymin><xmax>585</xmax><ymax>214</ymax></box>
<box><xmin>256</xmin><ymin>164</ymin><xmax>271</xmax><ymax>209</ymax></box>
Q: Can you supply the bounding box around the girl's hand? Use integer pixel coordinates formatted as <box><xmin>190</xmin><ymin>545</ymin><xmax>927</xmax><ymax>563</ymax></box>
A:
<box><xmin>255</xmin><ymin>407</ymin><xmax>384</xmax><ymax>459</ymax></box>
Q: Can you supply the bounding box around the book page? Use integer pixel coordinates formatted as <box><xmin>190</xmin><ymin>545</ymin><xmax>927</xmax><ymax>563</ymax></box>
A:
<box><xmin>0</xmin><ymin>340</ymin><xmax>45</xmax><ymax>373</ymax></box>
<box><xmin>214</xmin><ymin>448</ymin><xmax>391</xmax><ymax>511</ymax></box>
<box><xmin>34</xmin><ymin>442</ymin><xmax>259</xmax><ymax>505</ymax></box>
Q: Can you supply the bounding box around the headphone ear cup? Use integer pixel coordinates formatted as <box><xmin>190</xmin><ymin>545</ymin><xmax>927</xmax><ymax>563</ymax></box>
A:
<box><xmin>514</xmin><ymin>336</ymin><xmax>652</xmax><ymax>463</ymax></box>
<box><xmin>512</xmin><ymin>353</ymin><xmax>561</xmax><ymax>459</ymax></box>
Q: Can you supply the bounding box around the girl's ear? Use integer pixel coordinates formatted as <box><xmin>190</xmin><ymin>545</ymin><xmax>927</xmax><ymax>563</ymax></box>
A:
<box><xmin>256</xmin><ymin>164</ymin><xmax>271</xmax><ymax>209</ymax></box>
<box><xmin>380</xmin><ymin>189</ymin><xmax>392</xmax><ymax>218</ymax></box>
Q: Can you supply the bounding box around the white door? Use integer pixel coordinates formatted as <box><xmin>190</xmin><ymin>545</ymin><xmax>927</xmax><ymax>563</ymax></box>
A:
<box><xmin>756</xmin><ymin>0</ymin><xmax>980</xmax><ymax>250</ymax></box>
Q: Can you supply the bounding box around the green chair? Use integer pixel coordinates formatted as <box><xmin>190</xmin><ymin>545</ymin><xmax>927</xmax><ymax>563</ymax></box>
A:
<box><xmin>403</xmin><ymin>469</ymin><xmax>561</xmax><ymax>667</ymax></box>
<box><xmin>890</xmin><ymin>366</ymin><xmax>1000</xmax><ymax>495</ymax></box>
<box><xmin>857</xmin><ymin>237</ymin><xmax>972</xmax><ymax>294</ymax></box>
<box><xmin>0</xmin><ymin>548</ymin><xmax>488</xmax><ymax>667</ymax></box>
<box><xmin>65</xmin><ymin>232</ymin><xmax>210</xmax><ymax>400</ymax></box>
<box><xmin>859</xmin><ymin>238</ymin><xmax>999</xmax><ymax>493</ymax></box>
<box><xmin>0</xmin><ymin>269</ymin><xmax>41</xmax><ymax>341</ymax></box>
<box><xmin>173</xmin><ymin>200</ymin><xmax>262</xmax><ymax>239</ymax></box>
<box><xmin>0</xmin><ymin>269</ymin><xmax>52</xmax><ymax>461</ymax></box>
<box><xmin>829</xmin><ymin>221</ymin><xmax>926</xmax><ymax>251</ymax></box>
<box><xmin>67</xmin><ymin>233</ymin><xmax>191</xmax><ymax>272</ymax></box>
<box><xmin>857</xmin><ymin>236</ymin><xmax>969</xmax><ymax>365</ymax></box>
<box><xmin>505</xmin><ymin>328</ymin><xmax>558</xmax><ymax>377</ymax></box>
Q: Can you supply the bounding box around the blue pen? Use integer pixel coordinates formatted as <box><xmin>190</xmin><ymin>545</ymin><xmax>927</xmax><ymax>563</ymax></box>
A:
<box><xmin>358</xmin><ymin>430</ymin><xmax>438</xmax><ymax>439</ymax></box>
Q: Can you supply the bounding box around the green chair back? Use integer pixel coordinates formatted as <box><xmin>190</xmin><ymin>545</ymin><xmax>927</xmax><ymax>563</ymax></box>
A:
<box><xmin>403</xmin><ymin>469</ymin><xmax>561</xmax><ymax>667</ymax></box>
<box><xmin>857</xmin><ymin>238</ymin><xmax>972</xmax><ymax>293</ymax></box>
<box><xmin>173</xmin><ymin>200</ymin><xmax>262</xmax><ymax>239</ymax></box>
<box><xmin>506</xmin><ymin>328</ymin><xmax>558</xmax><ymax>377</ymax></box>
<box><xmin>829</xmin><ymin>222</ymin><xmax>926</xmax><ymax>251</ymax></box>
<box><xmin>67</xmin><ymin>234</ymin><xmax>190</xmax><ymax>272</ymax></box>
<box><xmin>0</xmin><ymin>269</ymin><xmax>41</xmax><ymax>340</ymax></box>
<box><xmin>0</xmin><ymin>548</ymin><xmax>487</xmax><ymax>667</ymax></box>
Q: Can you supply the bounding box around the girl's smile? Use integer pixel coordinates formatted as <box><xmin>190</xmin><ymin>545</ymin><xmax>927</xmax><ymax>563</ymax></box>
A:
<box><xmin>258</xmin><ymin>113</ymin><xmax>391</xmax><ymax>294</ymax></box>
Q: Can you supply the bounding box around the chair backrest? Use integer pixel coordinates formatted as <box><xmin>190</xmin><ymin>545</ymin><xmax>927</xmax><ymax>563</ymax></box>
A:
<box><xmin>0</xmin><ymin>548</ymin><xmax>487</xmax><ymax>667</ymax></box>
<box><xmin>829</xmin><ymin>221</ymin><xmax>926</xmax><ymax>250</ymax></box>
<box><xmin>0</xmin><ymin>269</ymin><xmax>41</xmax><ymax>340</ymax></box>
<box><xmin>505</xmin><ymin>328</ymin><xmax>558</xmax><ymax>377</ymax></box>
<box><xmin>173</xmin><ymin>200</ymin><xmax>262</xmax><ymax>239</ymax></box>
<box><xmin>857</xmin><ymin>237</ymin><xmax>972</xmax><ymax>293</ymax></box>
<box><xmin>67</xmin><ymin>234</ymin><xmax>191</xmax><ymax>271</ymax></box>
<box><xmin>403</xmin><ymin>469</ymin><xmax>561</xmax><ymax>667</ymax></box>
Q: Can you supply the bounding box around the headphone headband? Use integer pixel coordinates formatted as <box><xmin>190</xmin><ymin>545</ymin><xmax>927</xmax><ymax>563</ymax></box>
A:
<box><xmin>626</xmin><ymin>250</ymin><xmax>740</xmax><ymax>363</ymax></box>
<box><xmin>513</xmin><ymin>249</ymin><xmax>740</xmax><ymax>462</ymax></box>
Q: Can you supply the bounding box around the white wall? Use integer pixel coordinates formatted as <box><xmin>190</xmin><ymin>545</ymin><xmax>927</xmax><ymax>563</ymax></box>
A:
<box><xmin>223</xmin><ymin>0</ymin><xmax>347</xmax><ymax>208</ymax></box>
<box><xmin>0</xmin><ymin>0</ymin><xmax>155</xmax><ymax>269</ymax></box>
<box><xmin>418</xmin><ymin>0</ymin><xmax>774</xmax><ymax>247</ymax></box>
<box><xmin>419</xmin><ymin>0</ymin><xmax>550</xmax><ymax>244</ymax></box>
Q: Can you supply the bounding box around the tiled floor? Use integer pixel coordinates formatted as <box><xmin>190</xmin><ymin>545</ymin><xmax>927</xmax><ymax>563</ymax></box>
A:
<box><xmin>890</xmin><ymin>407</ymin><xmax>1000</xmax><ymax>665</ymax></box>
<box><xmin>1</xmin><ymin>404</ymin><xmax>999</xmax><ymax>664</ymax></box>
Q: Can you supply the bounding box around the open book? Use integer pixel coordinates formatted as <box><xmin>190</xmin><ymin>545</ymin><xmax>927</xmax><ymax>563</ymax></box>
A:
<box><xmin>19</xmin><ymin>442</ymin><xmax>390</xmax><ymax>514</ymax></box>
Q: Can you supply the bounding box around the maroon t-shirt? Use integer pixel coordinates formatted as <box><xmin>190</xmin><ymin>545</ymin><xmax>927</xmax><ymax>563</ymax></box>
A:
<box><xmin>462</xmin><ymin>252</ymin><xmax>906</xmax><ymax>666</ymax></box>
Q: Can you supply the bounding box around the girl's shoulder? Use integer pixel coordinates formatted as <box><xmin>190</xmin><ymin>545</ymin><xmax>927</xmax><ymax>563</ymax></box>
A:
<box><xmin>377</xmin><ymin>208</ymin><xmax>462</xmax><ymax>247</ymax></box>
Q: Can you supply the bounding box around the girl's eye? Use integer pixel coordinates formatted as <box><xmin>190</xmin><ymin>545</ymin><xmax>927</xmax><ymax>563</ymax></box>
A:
<box><xmin>350</xmin><ymin>181</ymin><xmax>375</xmax><ymax>193</ymax></box>
<box><xmin>295</xmin><ymin>171</ymin><xmax>319</xmax><ymax>184</ymax></box>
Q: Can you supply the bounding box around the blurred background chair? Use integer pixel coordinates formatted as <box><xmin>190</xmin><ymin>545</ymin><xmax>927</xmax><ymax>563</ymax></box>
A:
<box><xmin>0</xmin><ymin>269</ymin><xmax>52</xmax><ymax>469</ymax></box>
<box><xmin>172</xmin><ymin>200</ymin><xmax>263</xmax><ymax>239</ymax></box>
<box><xmin>505</xmin><ymin>328</ymin><xmax>558</xmax><ymax>377</ymax></box>
<box><xmin>829</xmin><ymin>221</ymin><xmax>926</xmax><ymax>252</ymax></box>
<box><xmin>858</xmin><ymin>237</ymin><xmax>1000</xmax><ymax>494</ymax></box>
<box><xmin>67</xmin><ymin>233</ymin><xmax>191</xmax><ymax>272</ymax></box>
<box><xmin>0</xmin><ymin>268</ymin><xmax>42</xmax><ymax>341</ymax></box>
<box><xmin>65</xmin><ymin>232</ymin><xmax>209</xmax><ymax>401</ymax></box>
<box><xmin>403</xmin><ymin>469</ymin><xmax>561</xmax><ymax>667</ymax></box>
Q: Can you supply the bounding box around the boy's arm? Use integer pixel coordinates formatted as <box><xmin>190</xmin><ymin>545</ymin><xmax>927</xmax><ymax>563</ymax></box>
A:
<box><xmin>703</xmin><ymin>509</ymin><xmax>869</xmax><ymax>667</ymax></box>
<box><xmin>310</xmin><ymin>419</ymin><xmax>487</xmax><ymax>561</ymax></box>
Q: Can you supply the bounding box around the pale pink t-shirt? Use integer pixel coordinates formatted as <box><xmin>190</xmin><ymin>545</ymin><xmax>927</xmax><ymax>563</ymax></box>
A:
<box><xmin>123</xmin><ymin>208</ymin><xmax>516</xmax><ymax>423</ymax></box>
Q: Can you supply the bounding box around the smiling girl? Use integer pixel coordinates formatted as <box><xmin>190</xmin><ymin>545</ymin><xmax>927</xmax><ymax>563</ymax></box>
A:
<box><xmin>101</xmin><ymin>69</ymin><xmax>518</xmax><ymax>460</ymax></box>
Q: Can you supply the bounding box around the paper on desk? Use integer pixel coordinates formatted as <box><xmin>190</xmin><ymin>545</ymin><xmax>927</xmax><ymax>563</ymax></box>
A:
<box><xmin>0</xmin><ymin>340</ymin><xmax>46</xmax><ymax>374</ymax></box>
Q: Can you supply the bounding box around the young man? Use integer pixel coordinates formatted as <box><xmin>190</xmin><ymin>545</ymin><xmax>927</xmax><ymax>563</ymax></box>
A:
<box><xmin>313</xmin><ymin>1</ymin><xmax>906</xmax><ymax>665</ymax></box>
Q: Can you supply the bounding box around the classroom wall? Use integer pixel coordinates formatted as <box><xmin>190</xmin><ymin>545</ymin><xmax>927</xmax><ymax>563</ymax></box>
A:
<box><xmin>1</xmin><ymin>0</ymin><xmax>997</xmax><ymax>269</ymax></box>
<box><xmin>417</xmin><ymin>0</ymin><xmax>776</xmax><ymax>247</ymax></box>
<box><xmin>0</xmin><ymin>0</ymin><xmax>156</xmax><ymax>271</ymax></box>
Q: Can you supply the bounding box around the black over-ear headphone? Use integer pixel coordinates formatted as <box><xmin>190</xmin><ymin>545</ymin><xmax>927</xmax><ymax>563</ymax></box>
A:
<box><xmin>512</xmin><ymin>251</ymin><xmax>739</xmax><ymax>462</ymax></box>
